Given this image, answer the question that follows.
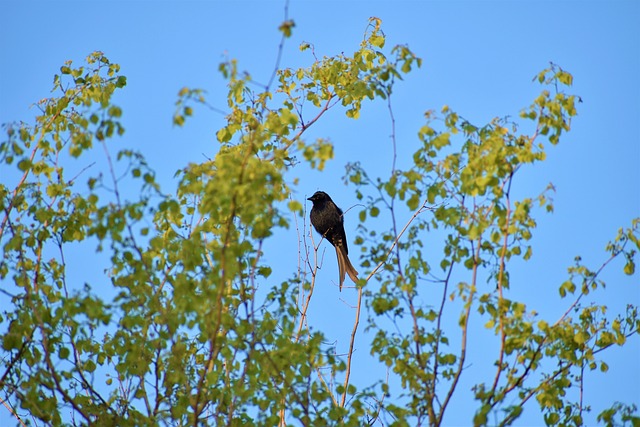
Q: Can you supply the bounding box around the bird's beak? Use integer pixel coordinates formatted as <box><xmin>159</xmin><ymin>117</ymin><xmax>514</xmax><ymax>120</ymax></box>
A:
<box><xmin>307</xmin><ymin>196</ymin><xmax>313</xmax><ymax>201</ymax></box>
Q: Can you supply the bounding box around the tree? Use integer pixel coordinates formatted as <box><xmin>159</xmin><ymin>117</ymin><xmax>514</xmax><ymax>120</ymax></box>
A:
<box><xmin>1</xmin><ymin>17</ymin><xmax>638</xmax><ymax>427</ymax></box>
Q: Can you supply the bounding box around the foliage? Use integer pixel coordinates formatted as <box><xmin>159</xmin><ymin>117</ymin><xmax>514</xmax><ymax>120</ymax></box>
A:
<box><xmin>1</xmin><ymin>18</ymin><xmax>638</xmax><ymax>427</ymax></box>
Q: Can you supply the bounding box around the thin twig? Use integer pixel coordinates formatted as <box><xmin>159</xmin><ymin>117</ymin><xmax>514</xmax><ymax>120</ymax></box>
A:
<box><xmin>490</xmin><ymin>171</ymin><xmax>514</xmax><ymax>397</ymax></box>
<box><xmin>366</xmin><ymin>199</ymin><xmax>431</xmax><ymax>281</ymax></box>
<box><xmin>438</xmin><ymin>233</ymin><xmax>480</xmax><ymax>423</ymax></box>
<box><xmin>340</xmin><ymin>286</ymin><xmax>363</xmax><ymax>407</ymax></box>
<box><xmin>0</xmin><ymin>395</ymin><xmax>27</xmax><ymax>427</ymax></box>
<box><xmin>265</xmin><ymin>0</ymin><xmax>290</xmax><ymax>94</ymax></box>
<box><xmin>295</xmin><ymin>224</ymin><xmax>319</xmax><ymax>341</ymax></box>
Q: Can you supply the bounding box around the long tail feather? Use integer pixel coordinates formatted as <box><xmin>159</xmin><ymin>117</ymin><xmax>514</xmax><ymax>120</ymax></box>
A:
<box><xmin>336</xmin><ymin>246</ymin><xmax>359</xmax><ymax>291</ymax></box>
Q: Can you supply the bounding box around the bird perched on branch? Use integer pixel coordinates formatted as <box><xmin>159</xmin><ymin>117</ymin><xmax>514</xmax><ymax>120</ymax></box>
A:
<box><xmin>307</xmin><ymin>191</ymin><xmax>359</xmax><ymax>291</ymax></box>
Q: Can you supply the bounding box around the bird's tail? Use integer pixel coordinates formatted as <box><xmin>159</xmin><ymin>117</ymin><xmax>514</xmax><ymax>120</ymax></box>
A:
<box><xmin>336</xmin><ymin>246</ymin><xmax>359</xmax><ymax>292</ymax></box>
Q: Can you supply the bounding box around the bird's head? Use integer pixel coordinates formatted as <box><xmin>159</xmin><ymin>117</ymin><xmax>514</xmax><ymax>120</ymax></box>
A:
<box><xmin>307</xmin><ymin>191</ymin><xmax>332</xmax><ymax>205</ymax></box>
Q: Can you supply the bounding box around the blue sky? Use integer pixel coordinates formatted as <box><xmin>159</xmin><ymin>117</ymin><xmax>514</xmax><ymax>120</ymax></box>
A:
<box><xmin>1</xmin><ymin>1</ymin><xmax>639</xmax><ymax>425</ymax></box>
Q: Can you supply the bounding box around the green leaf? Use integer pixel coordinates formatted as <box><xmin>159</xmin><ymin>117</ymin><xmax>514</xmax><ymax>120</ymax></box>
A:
<box><xmin>116</xmin><ymin>75</ymin><xmax>127</xmax><ymax>88</ymax></box>
<box><xmin>623</xmin><ymin>260</ymin><xmax>635</xmax><ymax>275</ymax></box>
<box><xmin>278</xmin><ymin>20</ymin><xmax>295</xmax><ymax>38</ymax></box>
<box><xmin>407</xmin><ymin>193</ymin><xmax>420</xmax><ymax>210</ymax></box>
<box><xmin>288</xmin><ymin>200</ymin><xmax>303</xmax><ymax>214</ymax></box>
<box><xmin>557</xmin><ymin>70</ymin><xmax>573</xmax><ymax>86</ymax></box>
<box><xmin>59</xmin><ymin>347</ymin><xmax>70</xmax><ymax>360</ymax></box>
<box><xmin>17</xmin><ymin>158</ymin><xmax>32</xmax><ymax>171</ymax></box>
<box><xmin>370</xmin><ymin>34</ymin><xmax>385</xmax><ymax>48</ymax></box>
<box><xmin>173</xmin><ymin>114</ymin><xmax>185</xmax><ymax>127</ymax></box>
<box><xmin>574</xmin><ymin>331</ymin><xmax>589</xmax><ymax>345</ymax></box>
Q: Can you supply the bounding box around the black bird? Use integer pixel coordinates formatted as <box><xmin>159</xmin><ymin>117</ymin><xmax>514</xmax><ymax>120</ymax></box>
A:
<box><xmin>307</xmin><ymin>191</ymin><xmax>359</xmax><ymax>291</ymax></box>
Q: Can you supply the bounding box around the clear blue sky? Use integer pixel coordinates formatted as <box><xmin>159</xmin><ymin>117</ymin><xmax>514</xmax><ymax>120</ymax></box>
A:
<box><xmin>1</xmin><ymin>1</ymin><xmax>639</xmax><ymax>425</ymax></box>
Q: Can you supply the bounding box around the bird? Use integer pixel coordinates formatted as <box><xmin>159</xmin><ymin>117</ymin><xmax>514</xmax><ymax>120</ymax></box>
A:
<box><xmin>307</xmin><ymin>191</ymin><xmax>359</xmax><ymax>291</ymax></box>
